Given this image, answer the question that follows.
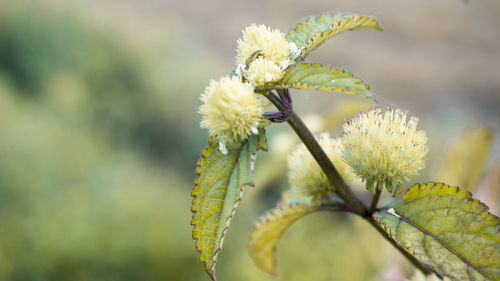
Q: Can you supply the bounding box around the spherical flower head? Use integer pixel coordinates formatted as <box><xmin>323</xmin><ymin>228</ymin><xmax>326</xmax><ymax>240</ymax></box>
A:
<box><xmin>199</xmin><ymin>76</ymin><xmax>266</xmax><ymax>143</ymax></box>
<box><xmin>236</xmin><ymin>24</ymin><xmax>290</xmax><ymax>65</ymax></box>
<box><xmin>341</xmin><ymin>108</ymin><xmax>429</xmax><ymax>195</ymax></box>
<box><xmin>287</xmin><ymin>133</ymin><xmax>355</xmax><ymax>202</ymax></box>
<box><xmin>246</xmin><ymin>57</ymin><xmax>284</xmax><ymax>86</ymax></box>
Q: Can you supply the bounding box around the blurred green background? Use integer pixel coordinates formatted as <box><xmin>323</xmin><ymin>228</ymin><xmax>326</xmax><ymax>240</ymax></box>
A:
<box><xmin>0</xmin><ymin>1</ymin><xmax>498</xmax><ymax>281</ymax></box>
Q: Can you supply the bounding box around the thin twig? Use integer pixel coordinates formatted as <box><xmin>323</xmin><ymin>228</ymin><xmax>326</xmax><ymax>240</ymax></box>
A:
<box><xmin>265</xmin><ymin>93</ymin><xmax>366</xmax><ymax>215</ymax></box>
<box><xmin>265</xmin><ymin>91</ymin><xmax>430</xmax><ymax>275</ymax></box>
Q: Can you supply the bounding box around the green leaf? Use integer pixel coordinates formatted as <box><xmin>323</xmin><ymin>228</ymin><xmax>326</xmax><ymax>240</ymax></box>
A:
<box><xmin>287</xmin><ymin>14</ymin><xmax>347</xmax><ymax>48</ymax></box>
<box><xmin>434</xmin><ymin>127</ymin><xmax>494</xmax><ymax>190</ymax></box>
<box><xmin>373</xmin><ymin>182</ymin><xmax>500</xmax><ymax>281</ymax></box>
<box><xmin>276</xmin><ymin>62</ymin><xmax>376</xmax><ymax>101</ymax></box>
<box><xmin>191</xmin><ymin>131</ymin><xmax>268</xmax><ymax>281</ymax></box>
<box><xmin>287</xmin><ymin>13</ymin><xmax>382</xmax><ymax>59</ymax></box>
<box><xmin>247</xmin><ymin>202</ymin><xmax>343</xmax><ymax>276</ymax></box>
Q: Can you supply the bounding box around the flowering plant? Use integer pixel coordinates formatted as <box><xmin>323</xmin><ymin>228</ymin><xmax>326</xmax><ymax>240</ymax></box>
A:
<box><xmin>191</xmin><ymin>13</ymin><xmax>499</xmax><ymax>281</ymax></box>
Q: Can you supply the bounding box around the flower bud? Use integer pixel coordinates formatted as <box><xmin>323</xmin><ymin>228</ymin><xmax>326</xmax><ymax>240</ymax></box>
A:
<box><xmin>246</xmin><ymin>57</ymin><xmax>284</xmax><ymax>86</ymax></box>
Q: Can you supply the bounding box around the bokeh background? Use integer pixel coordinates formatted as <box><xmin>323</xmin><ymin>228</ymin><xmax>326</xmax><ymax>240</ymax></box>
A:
<box><xmin>0</xmin><ymin>0</ymin><xmax>499</xmax><ymax>280</ymax></box>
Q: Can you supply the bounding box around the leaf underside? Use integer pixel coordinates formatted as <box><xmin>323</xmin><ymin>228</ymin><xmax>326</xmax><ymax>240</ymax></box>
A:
<box><xmin>247</xmin><ymin>203</ymin><xmax>343</xmax><ymax>276</ymax></box>
<box><xmin>287</xmin><ymin>14</ymin><xmax>347</xmax><ymax>48</ymax></box>
<box><xmin>287</xmin><ymin>13</ymin><xmax>382</xmax><ymax>59</ymax></box>
<box><xmin>191</xmin><ymin>131</ymin><xmax>267</xmax><ymax>281</ymax></box>
<box><xmin>277</xmin><ymin>62</ymin><xmax>377</xmax><ymax>101</ymax></box>
<box><xmin>374</xmin><ymin>182</ymin><xmax>500</xmax><ymax>281</ymax></box>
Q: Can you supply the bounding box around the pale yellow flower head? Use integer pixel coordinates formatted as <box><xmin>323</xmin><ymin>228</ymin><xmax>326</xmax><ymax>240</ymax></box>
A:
<box><xmin>341</xmin><ymin>108</ymin><xmax>428</xmax><ymax>194</ymax></box>
<box><xmin>288</xmin><ymin>133</ymin><xmax>355</xmax><ymax>202</ymax></box>
<box><xmin>236</xmin><ymin>24</ymin><xmax>290</xmax><ymax>65</ymax></box>
<box><xmin>199</xmin><ymin>76</ymin><xmax>266</xmax><ymax>143</ymax></box>
<box><xmin>246</xmin><ymin>57</ymin><xmax>284</xmax><ymax>86</ymax></box>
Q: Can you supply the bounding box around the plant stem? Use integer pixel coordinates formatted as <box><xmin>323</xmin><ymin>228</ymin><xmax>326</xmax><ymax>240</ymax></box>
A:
<box><xmin>288</xmin><ymin>111</ymin><xmax>367</xmax><ymax>214</ymax></box>
<box><xmin>265</xmin><ymin>91</ymin><xmax>430</xmax><ymax>275</ymax></box>
<box><xmin>265</xmin><ymin>92</ymin><xmax>366</xmax><ymax>215</ymax></box>
<box><xmin>369</xmin><ymin>187</ymin><xmax>381</xmax><ymax>214</ymax></box>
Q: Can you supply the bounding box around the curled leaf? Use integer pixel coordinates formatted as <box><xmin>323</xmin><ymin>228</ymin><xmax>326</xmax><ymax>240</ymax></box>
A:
<box><xmin>247</xmin><ymin>203</ymin><xmax>343</xmax><ymax>276</ymax></box>
<box><xmin>191</xmin><ymin>131</ymin><xmax>267</xmax><ymax>281</ymax></box>
<box><xmin>374</xmin><ymin>182</ymin><xmax>500</xmax><ymax>281</ymax></box>
<box><xmin>287</xmin><ymin>13</ymin><xmax>382</xmax><ymax>59</ymax></box>
<box><xmin>287</xmin><ymin>14</ymin><xmax>347</xmax><ymax>49</ymax></box>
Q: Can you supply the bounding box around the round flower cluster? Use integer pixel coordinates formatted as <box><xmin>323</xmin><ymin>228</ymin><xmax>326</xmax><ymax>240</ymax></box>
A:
<box><xmin>341</xmin><ymin>108</ymin><xmax>428</xmax><ymax>194</ymax></box>
<box><xmin>199</xmin><ymin>23</ymin><xmax>296</xmax><ymax>150</ymax></box>
<box><xmin>235</xmin><ymin>24</ymin><xmax>296</xmax><ymax>86</ymax></box>
<box><xmin>287</xmin><ymin>133</ymin><xmax>355</xmax><ymax>202</ymax></box>
<box><xmin>236</xmin><ymin>24</ymin><xmax>290</xmax><ymax>65</ymax></box>
<box><xmin>199</xmin><ymin>76</ymin><xmax>267</xmax><ymax>145</ymax></box>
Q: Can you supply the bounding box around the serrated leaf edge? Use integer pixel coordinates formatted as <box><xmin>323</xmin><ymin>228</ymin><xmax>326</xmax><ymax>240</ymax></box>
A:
<box><xmin>402</xmin><ymin>182</ymin><xmax>499</xmax><ymax>227</ymax></box>
<box><xmin>299</xmin><ymin>14</ymin><xmax>382</xmax><ymax>59</ymax></box>
<box><xmin>191</xmin><ymin>135</ymin><xmax>266</xmax><ymax>281</ymax></box>
<box><xmin>374</xmin><ymin>182</ymin><xmax>500</xmax><ymax>281</ymax></box>
<box><xmin>277</xmin><ymin>62</ymin><xmax>376</xmax><ymax>100</ymax></box>
<box><xmin>286</xmin><ymin>13</ymin><xmax>344</xmax><ymax>43</ymax></box>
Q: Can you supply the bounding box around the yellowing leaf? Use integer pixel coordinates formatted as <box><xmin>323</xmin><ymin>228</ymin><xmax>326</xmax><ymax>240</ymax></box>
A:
<box><xmin>434</xmin><ymin>127</ymin><xmax>494</xmax><ymax>190</ymax></box>
<box><xmin>277</xmin><ymin>62</ymin><xmax>376</xmax><ymax>100</ymax></box>
<box><xmin>191</xmin><ymin>131</ymin><xmax>267</xmax><ymax>281</ymax></box>
<box><xmin>373</xmin><ymin>182</ymin><xmax>500</xmax><ymax>281</ymax></box>
<box><xmin>247</xmin><ymin>203</ymin><xmax>343</xmax><ymax>276</ymax></box>
<box><xmin>287</xmin><ymin>13</ymin><xmax>382</xmax><ymax>59</ymax></box>
<box><xmin>287</xmin><ymin>14</ymin><xmax>347</xmax><ymax>49</ymax></box>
